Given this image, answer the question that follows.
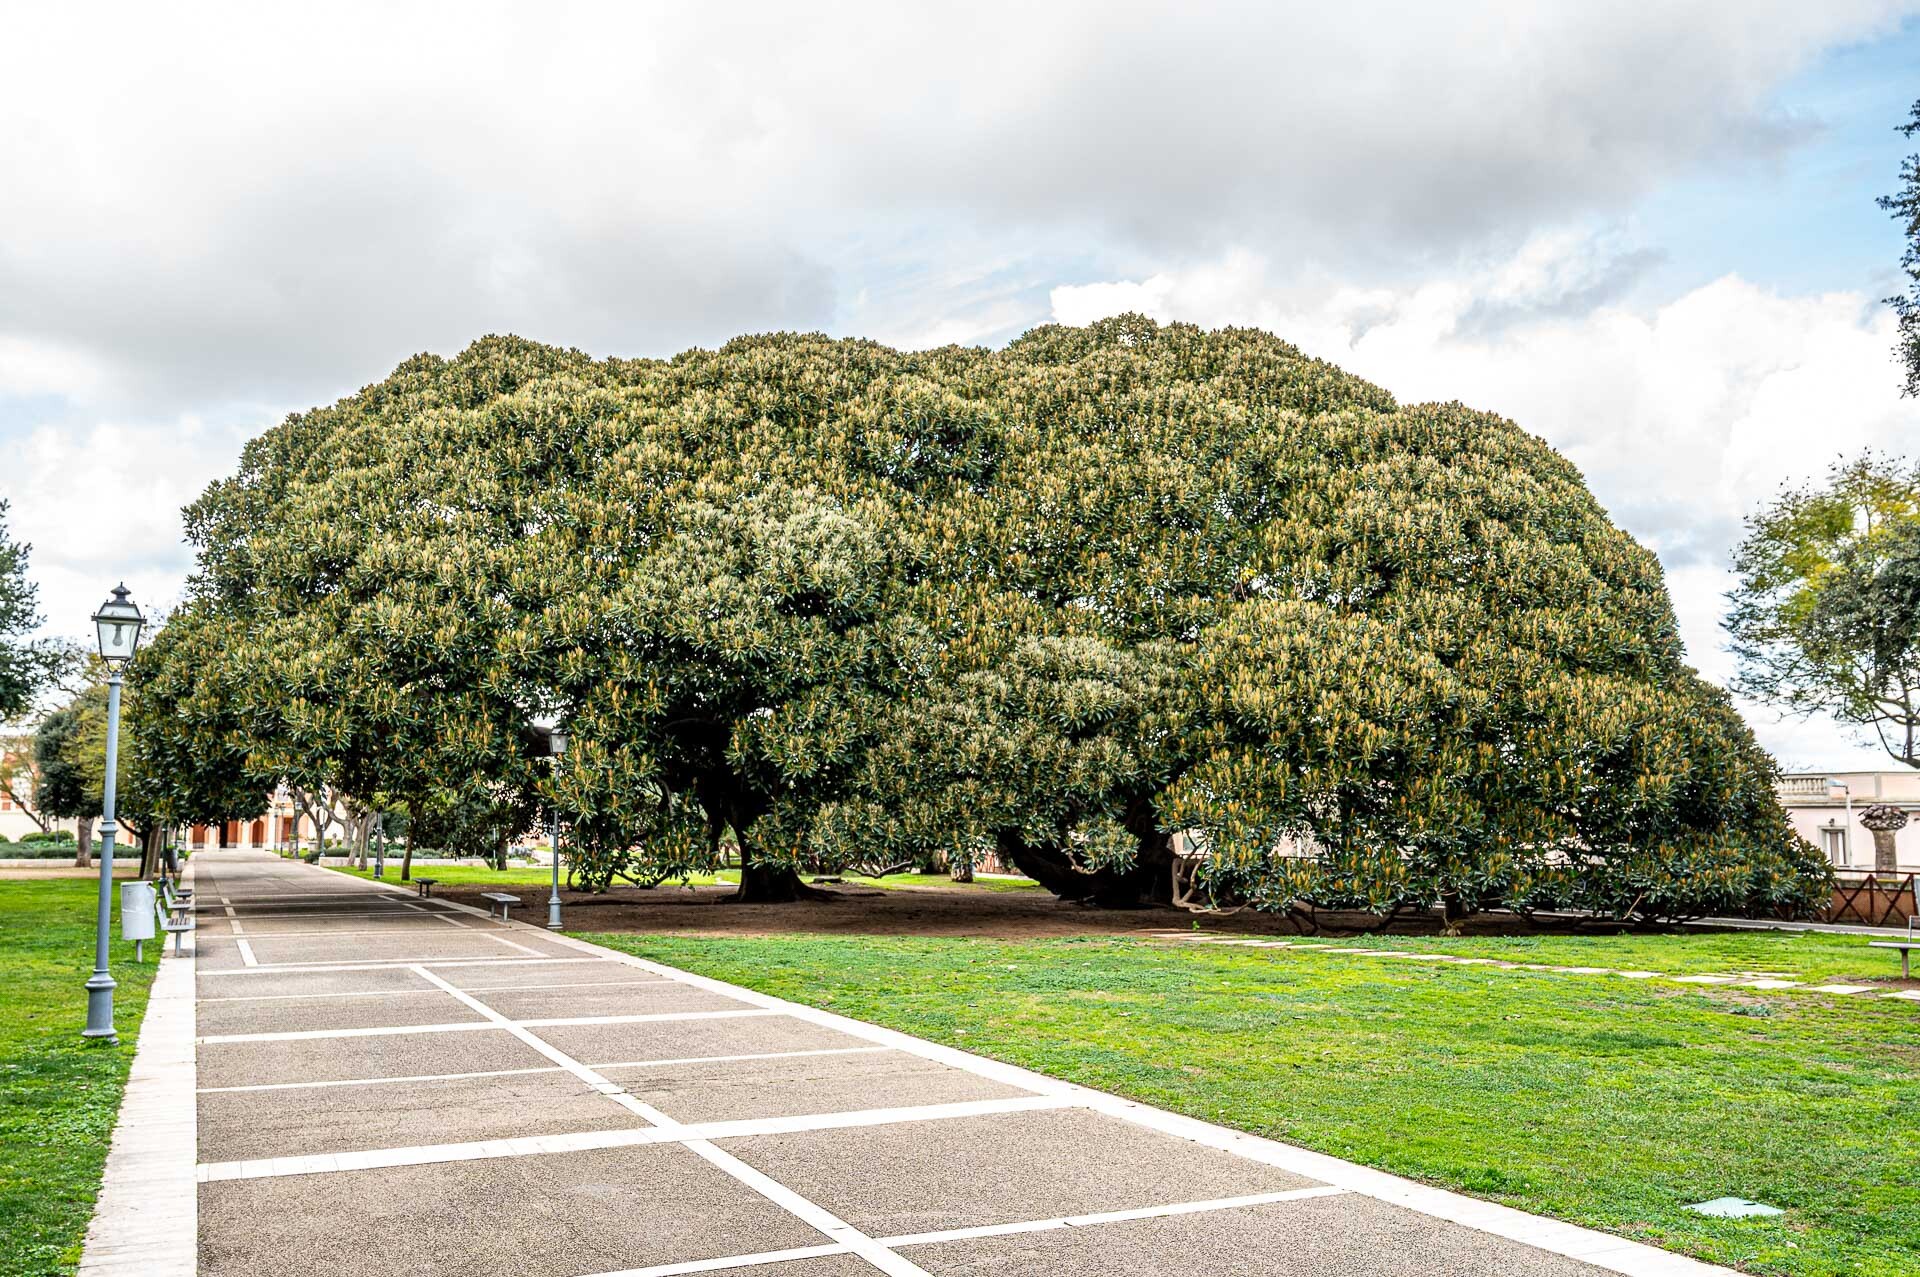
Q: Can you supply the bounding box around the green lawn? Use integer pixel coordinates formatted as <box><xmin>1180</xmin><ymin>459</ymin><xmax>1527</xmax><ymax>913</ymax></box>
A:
<box><xmin>0</xmin><ymin>880</ymin><xmax>160</xmax><ymax>1277</ymax></box>
<box><xmin>585</xmin><ymin>929</ymin><xmax>1920</xmax><ymax>1277</ymax></box>
<box><xmin>1277</xmin><ymin>926</ymin><xmax>1910</xmax><ymax>983</ymax></box>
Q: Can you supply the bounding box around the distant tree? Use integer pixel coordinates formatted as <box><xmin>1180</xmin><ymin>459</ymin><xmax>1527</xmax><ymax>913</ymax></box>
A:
<box><xmin>1728</xmin><ymin>453</ymin><xmax>1920</xmax><ymax>768</ymax></box>
<box><xmin>0</xmin><ymin>499</ymin><xmax>78</xmax><ymax>722</ymax></box>
<box><xmin>1879</xmin><ymin>98</ymin><xmax>1920</xmax><ymax>396</ymax></box>
<box><xmin>33</xmin><ymin>700</ymin><xmax>95</xmax><ymax>866</ymax></box>
<box><xmin>0</xmin><ymin>733</ymin><xmax>53</xmax><ymax>833</ymax></box>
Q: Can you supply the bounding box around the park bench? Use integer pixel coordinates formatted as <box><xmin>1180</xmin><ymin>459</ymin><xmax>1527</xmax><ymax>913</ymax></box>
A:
<box><xmin>412</xmin><ymin>877</ymin><xmax>439</xmax><ymax>898</ymax></box>
<box><xmin>151</xmin><ymin>893</ymin><xmax>195</xmax><ymax>957</ymax></box>
<box><xmin>1867</xmin><ymin>916</ymin><xmax>1918</xmax><ymax>980</ymax></box>
<box><xmin>479</xmin><ymin>892</ymin><xmax>520</xmax><ymax>921</ymax></box>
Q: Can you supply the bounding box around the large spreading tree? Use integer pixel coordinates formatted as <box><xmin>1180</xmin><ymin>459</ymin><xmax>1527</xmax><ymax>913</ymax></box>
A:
<box><xmin>142</xmin><ymin>318</ymin><xmax>1828</xmax><ymax>918</ymax></box>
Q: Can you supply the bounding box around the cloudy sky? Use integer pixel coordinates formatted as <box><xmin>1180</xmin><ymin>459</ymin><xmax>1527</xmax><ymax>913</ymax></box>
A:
<box><xmin>3</xmin><ymin>1</ymin><xmax>1917</xmax><ymax>767</ymax></box>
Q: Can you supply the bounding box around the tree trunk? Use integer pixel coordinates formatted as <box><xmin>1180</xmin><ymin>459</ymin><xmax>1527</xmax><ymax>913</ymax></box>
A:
<box><xmin>1000</xmin><ymin>831</ymin><xmax>1174</xmax><ymax>908</ymax></box>
<box><xmin>726</xmin><ymin>827</ymin><xmax>829</xmax><ymax>903</ymax></box>
<box><xmin>400</xmin><ymin>803</ymin><xmax>416</xmax><ymax>881</ymax></box>
<box><xmin>951</xmin><ymin>860</ymin><xmax>974</xmax><ymax>884</ymax></box>
<box><xmin>1874</xmin><ymin>828</ymin><xmax>1900</xmax><ymax>875</ymax></box>
<box><xmin>74</xmin><ymin>815</ymin><xmax>93</xmax><ymax>869</ymax></box>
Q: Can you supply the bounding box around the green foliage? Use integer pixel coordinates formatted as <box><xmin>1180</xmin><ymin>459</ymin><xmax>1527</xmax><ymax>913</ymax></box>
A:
<box><xmin>1877</xmin><ymin>97</ymin><xmax>1920</xmax><ymax>397</ymax></box>
<box><xmin>0</xmin><ymin>500</ymin><xmax>78</xmax><ymax>723</ymax></box>
<box><xmin>1728</xmin><ymin>452</ymin><xmax>1920</xmax><ymax>769</ymax></box>
<box><xmin>151</xmin><ymin>319</ymin><xmax>1822</xmax><ymax>917</ymax></box>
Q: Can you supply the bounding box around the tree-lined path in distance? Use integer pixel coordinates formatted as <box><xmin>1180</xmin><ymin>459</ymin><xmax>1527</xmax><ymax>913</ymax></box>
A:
<box><xmin>185</xmin><ymin>850</ymin><xmax>1732</xmax><ymax>1276</ymax></box>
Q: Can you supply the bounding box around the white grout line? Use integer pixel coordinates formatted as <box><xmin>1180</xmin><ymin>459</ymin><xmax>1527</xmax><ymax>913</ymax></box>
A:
<box><xmin>78</xmin><ymin>864</ymin><xmax>197</xmax><ymax>1277</ymax></box>
<box><xmin>201</xmin><ymin>923</ymin><xmax>516</xmax><ymax>940</ymax></box>
<box><xmin>678</xmin><ymin>1139</ymin><xmax>935</xmax><ymax>1277</ymax></box>
<box><xmin>578</xmin><ymin>1186</ymin><xmax>1354</xmax><ymax>1277</ymax></box>
<box><xmin>228</xmin><ymin>918</ymin><xmax>246</xmax><ymax>935</ymax></box>
<box><xmin>196</xmin><ymin>1008</ymin><xmax>780</xmax><ymax>1045</ymax></box>
<box><xmin>877</xmin><ymin>1184</ymin><xmax>1349</xmax><ymax>1247</ymax></box>
<box><xmin>480</xmin><ymin>930</ymin><xmax>554</xmax><ymax>957</ymax></box>
<box><xmin>194</xmin><ymin>1046</ymin><xmax>894</xmax><ymax>1095</ymax></box>
<box><xmin>234</xmin><ymin>938</ymin><xmax>258</xmax><ymax>967</ymax></box>
<box><xmin>454</xmin><ymin>978</ymin><xmax>679</xmax><ymax>993</ymax></box>
<box><xmin>579</xmin><ymin>1242</ymin><xmax>854</xmax><ymax>1277</ymax></box>
<box><xmin>590</xmin><ymin>1045</ymin><xmax>894</xmax><ymax>1072</ymax></box>
<box><xmin>410</xmin><ymin>965</ymin><xmax>675</xmax><ymax>1123</ymax></box>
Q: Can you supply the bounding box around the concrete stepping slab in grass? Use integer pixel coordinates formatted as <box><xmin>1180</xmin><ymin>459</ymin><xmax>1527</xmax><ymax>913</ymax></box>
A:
<box><xmin>1884</xmin><ymin>990</ymin><xmax>1920</xmax><ymax>1001</ymax></box>
<box><xmin>1808</xmin><ymin>984</ymin><xmax>1876</xmax><ymax>994</ymax></box>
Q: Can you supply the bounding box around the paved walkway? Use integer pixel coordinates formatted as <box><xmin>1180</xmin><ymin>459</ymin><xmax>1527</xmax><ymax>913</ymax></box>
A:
<box><xmin>164</xmin><ymin>849</ymin><xmax>1735</xmax><ymax>1277</ymax></box>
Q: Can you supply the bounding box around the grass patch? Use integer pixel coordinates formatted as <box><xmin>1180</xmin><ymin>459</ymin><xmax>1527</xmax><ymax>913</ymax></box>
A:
<box><xmin>0</xmin><ymin>879</ymin><xmax>160</xmax><ymax>1277</ymax></box>
<box><xmin>584</xmin><ymin>930</ymin><xmax>1920</xmax><ymax>1277</ymax></box>
<box><xmin>1299</xmin><ymin>927</ymin><xmax>1909</xmax><ymax>983</ymax></box>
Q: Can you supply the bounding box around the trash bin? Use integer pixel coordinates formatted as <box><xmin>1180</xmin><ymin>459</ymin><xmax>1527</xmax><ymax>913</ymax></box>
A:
<box><xmin>121</xmin><ymin>881</ymin><xmax>156</xmax><ymax>960</ymax></box>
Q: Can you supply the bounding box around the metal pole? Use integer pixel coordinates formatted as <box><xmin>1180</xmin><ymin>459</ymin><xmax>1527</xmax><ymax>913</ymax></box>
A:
<box><xmin>83</xmin><ymin>672</ymin><xmax>123</xmax><ymax>1043</ymax></box>
<box><xmin>547</xmin><ymin>809</ymin><xmax>563</xmax><ymax>930</ymax></box>
<box><xmin>1844</xmin><ymin>789</ymin><xmax>1854</xmax><ymax>869</ymax></box>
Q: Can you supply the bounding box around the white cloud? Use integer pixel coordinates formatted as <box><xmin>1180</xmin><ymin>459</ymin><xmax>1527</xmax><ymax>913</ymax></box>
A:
<box><xmin>1051</xmin><ymin>237</ymin><xmax>1919</xmax><ymax>768</ymax></box>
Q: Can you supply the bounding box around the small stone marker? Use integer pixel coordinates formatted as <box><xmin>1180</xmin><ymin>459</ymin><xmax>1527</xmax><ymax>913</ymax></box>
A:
<box><xmin>1687</xmin><ymin>1197</ymin><xmax>1783</xmax><ymax>1218</ymax></box>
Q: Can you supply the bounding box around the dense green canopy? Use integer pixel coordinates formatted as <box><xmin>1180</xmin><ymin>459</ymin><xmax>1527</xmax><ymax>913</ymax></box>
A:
<box><xmin>138</xmin><ymin>317</ymin><xmax>1828</xmax><ymax>918</ymax></box>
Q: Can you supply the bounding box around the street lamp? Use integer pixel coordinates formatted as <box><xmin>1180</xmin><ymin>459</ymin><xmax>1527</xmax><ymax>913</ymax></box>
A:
<box><xmin>542</xmin><ymin>721</ymin><xmax>568</xmax><ymax>930</ymax></box>
<box><xmin>84</xmin><ymin>584</ymin><xmax>144</xmax><ymax>1043</ymax></box>
<box><xmin>1825</xmin><ymin>777</ymin><xmax>1854</xmax><ymax>868</ymax></box>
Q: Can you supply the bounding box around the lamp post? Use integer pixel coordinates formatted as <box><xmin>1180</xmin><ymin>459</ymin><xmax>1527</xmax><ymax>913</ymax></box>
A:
<box><xmin>543</xmin><ymin>722</ymin><xmax>567</xmax><ymax>930</ymax></box>
<box><xmin>1825</xmin><ymin>777</ymin><xmax>1854</xmax><ymax>868</ymax></box>
<box><xmin>83</xmin><ymin>584</ymin><xmax>145</xmax><ymax>1043</ymax></box>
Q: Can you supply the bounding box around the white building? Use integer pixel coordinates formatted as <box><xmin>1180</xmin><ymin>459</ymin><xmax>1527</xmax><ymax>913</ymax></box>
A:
<box><xmin>1777</xmin><ymin>771</ymin><xmax>1920</xmax><ymax>874</ymax></box>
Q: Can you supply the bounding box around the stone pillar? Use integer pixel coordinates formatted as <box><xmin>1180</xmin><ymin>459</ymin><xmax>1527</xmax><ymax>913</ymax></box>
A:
<box><xmin>1859</xmin><ymin>804</ymin><xmax>1910</xmax><ymax>876</ymax></box>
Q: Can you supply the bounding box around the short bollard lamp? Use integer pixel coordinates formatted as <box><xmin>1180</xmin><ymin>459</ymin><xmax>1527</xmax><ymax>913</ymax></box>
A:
<box><xmin>546</xmin><ymin>723</ymin><xmax>567</xmax><ymax>930</ymax></box>
<box><xmin>84</xmin><ymin>584</ymin><xmax>145</xmax><ymax>1043</ymax></box>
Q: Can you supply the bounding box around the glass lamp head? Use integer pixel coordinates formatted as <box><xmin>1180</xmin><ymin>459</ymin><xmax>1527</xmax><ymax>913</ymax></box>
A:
<box><xmin>91</xmin><ymin>584</ymin><xmax>144</xmax><ymax>664</ymax></box>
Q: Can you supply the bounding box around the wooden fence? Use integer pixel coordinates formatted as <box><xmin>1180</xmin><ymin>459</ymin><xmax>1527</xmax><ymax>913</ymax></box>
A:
<box><xmin>1823</xmin><ymin>871</ymin><xmax>1918</xmax><ymax>928</ymax></box>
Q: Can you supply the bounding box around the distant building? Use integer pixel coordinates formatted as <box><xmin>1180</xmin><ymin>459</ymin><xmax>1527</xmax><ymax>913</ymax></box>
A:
<box><xmin>1777</xmin><ymin>771</ymin><xmax>1919</xmax><ymax>874</ymax></box>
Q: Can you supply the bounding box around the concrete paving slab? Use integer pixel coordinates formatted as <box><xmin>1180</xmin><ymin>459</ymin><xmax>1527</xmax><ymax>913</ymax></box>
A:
<box><xmin>718</xmin><ymin>1107</ymin><xmax>1320</xmax><ymax>1237</ymax></box>
<box><xmin>199</xmin><ymin>1027</ymin><xmax>551</xmax><ymax>1089</ymax></box>
<box><xmin>240</xmin><ymin>933</ymin><xmax>559</xmax><ymax>965</ymax></box>
<box><xmin>602</xmin><ymin>1048</ymin><xmax>1033</xmax><ymax>1125</ymax></box>
<box><xmin>198</xmin><ymin>1070</ymin><xmax>650</xmax><ymax>1161</ymax></box>
<box><xmin>197</xmin><ymin>966</ymin><xmax>438</xmax><ymax>999</ymax></box>
<box><xmin>196</xmin><ymin>990</ymin><xmax>481</xmax><ymax>1036</ymax></box>
<box><xmin>905</xmin><ymin>1192</ymin><xmax>1610</xmax><ymax>1276</ymax></box>
<box><xmin>199</xmin><ymin>1144</ymin><xmax>830</xmax><ymax>1277</ymax></box>
<box><xmin>733</xmin><ymin>1258</ymin><xmax>885</xmax><ymax>1276</ymax></box>
<box><xmin>534</xmin><ymin>1012</ymin><xmax>873</xmax><ymax>1068</ymax></box>
<box><xmin>225</xmin><ymin>915</ymin><xmax>477</xmax><ymax>935</ymax></box>
<box><xmin>469</xmin><ymin>982</ymin><xmax>754</xmax><ymax>1021</ymax></box>
<box><xmin>442</xmin><ymin>961</ymin><xmax>666</xmax><ymax>990</ymax></box>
